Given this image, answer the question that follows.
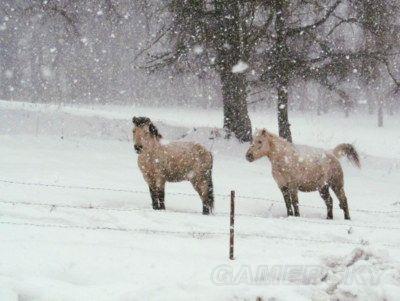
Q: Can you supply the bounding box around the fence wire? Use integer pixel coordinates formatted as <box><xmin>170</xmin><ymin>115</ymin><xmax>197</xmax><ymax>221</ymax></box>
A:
<box><xmin>1</xmin><ymin>176</ymin><xmax>400</xmax><ymax>249</ymax></box>
<box><xmin>1</xmin><ymin>219</ymin><xmax>399</xmax><ymax>249</ymax></box>
<box><xmin>1</xmin><ymin>178</ymin><xmax>400</xmax><ymax>215</ymax></box>
<box><xmin>1</xmin><ymin>198</ymin><xmax>400</xmax><ymax>231</ymax></box>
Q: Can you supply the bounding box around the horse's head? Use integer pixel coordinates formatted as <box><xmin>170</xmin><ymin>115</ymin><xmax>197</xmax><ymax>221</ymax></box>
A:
<box><xmin>132</xmin><ymin>116</ymin><xmax>162</xmax><ymax>154</ymax></box>
<box><xmin>246</xmin><ymin>129</ymin><xmax>271</xmax><ymax>162</ymax></box>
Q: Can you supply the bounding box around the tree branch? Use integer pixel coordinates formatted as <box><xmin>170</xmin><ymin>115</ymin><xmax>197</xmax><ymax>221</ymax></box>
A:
<box><xmin>327</xmin><ymin>16</ymin><xmax>358</xmax><ymax>36</ymax></box>
<box><xmin>133</xmin><ymin>23</ymin><xmax>172</xmax><ymax>61</ymax></box>
<box><xmin>287</xmin><ymin>0</ymin><xmax>342</xmax><ymax>36</ymax></box>
<box><xmin>247</xmin><ymin>8</ymin><xmax>274</xmax><ymax>46</ymax></box>
<box><xmin>382</xmin><ymin>58</ymin><xmax>400</xmax><ymax>93</ymax></box>
<box><xmin>24</xmin><ymin>1</ymin><xmax>80</xmax><ymax>36</ymax></box>
<box><xmin>104</xmin><ymin>0</ymin><xmax>123</xmax><ymax>21</ymax></box>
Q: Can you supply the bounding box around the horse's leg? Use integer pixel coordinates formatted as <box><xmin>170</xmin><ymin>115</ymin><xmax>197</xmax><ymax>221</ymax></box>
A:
<box><xmin>191</xmin><ymin>178</ymin><xmax>211</xmax><ymax>215</ymax></box>
<box><xmin>205</xmin><ymin>171</ymin><xmax>214</xmax><ymax>214</ymax></box>
<box><xmin>331</xmin><ymin>185</ymin><xmax>350</xmax><ymax>220</ymax></box>
<box><xmin>280</xmin><ymin>186</ymin><xmax>293</xmax><ymax>216</ymax></box>
<box><xmin>148</xmin><ymin>178</ymin><xmax>165</xmax><ymax>210</ymax></box>
<box><xmin>149</xmin><ymin>186</ymin><xmax>160</xmax><ymax>210</ymax></box>
<box><xmin>156</xmin><ymin>180</ymin><xmax>166</xmax><ymax>210</ymax></box>
<box><xmin>290</xmin><ymin>189</ymin><xmax>300</xmax><ymax>217</ymax></box>
<box><xmin>319</xmin><ymin>185</ymin><xmax>333</xmax><ymax>219</ymax></box>
<box><xmin>156</xmin><ymin>188</ymin><xmax>165</xmax><ymax>210</ymax></box>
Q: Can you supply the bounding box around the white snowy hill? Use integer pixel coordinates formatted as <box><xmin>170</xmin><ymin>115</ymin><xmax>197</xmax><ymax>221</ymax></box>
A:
<box><xmin>1</xmin><ymin>100</ymin><xmax>400</xmax><ymax>300</ymax></box>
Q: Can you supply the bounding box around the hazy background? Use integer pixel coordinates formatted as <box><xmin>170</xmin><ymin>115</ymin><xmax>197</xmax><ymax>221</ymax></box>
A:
<box><xmin>1</xmin><ymin>0</ymin><xmax>399</xmax><ymax>120</ymax></box>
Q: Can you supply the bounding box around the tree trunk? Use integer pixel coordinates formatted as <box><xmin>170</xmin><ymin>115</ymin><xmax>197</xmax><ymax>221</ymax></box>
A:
<box><xmin>378</xmin><ymin>101</ymin><xmax>383</xmax><ymax>127</ymax></box>
<box><xmin>368</xmin><ymin>97</ymin><xmax>374</xmax><ymax>114</ymax></box>
<box><xmin>0</xmin><ymin>50</ymin><xmax>13</xmax><ymax>100</ymax></box>
<box><xmin>274</xmin><ymin>0</ymin><xmax>292</xmax><ymax>142</ymax></box>
<box><xmin>323</xmin><ymin>93</ymin><xmax>330</xmax><ymax>114</ymax></box>
<box><xmin>317</xmin><ymin>88</ymin><xmax>322</xmax><ymax>116</ymax></box>
<box><xmin>277</xmin><ymin>85</ymin><xmax>292</xmax><ymax>142</ymax></box>
<box><xmin>215</xmin><ymin>0</ymin><xmax>252</xmax><ymax>142</ymax></box>
<box><xmin>31</xmin><ymin>29</ymin><xmax>44</xmax><ymax>102</ymax></box>
<box><xmin>220</xmin><ymin>70</ymin><xmax>252</xmax><ymax>142</ymax></box>
<box><xmin>344</xmin><ymin>103</ymin><xmax>350</xmax><ymax>118</ymax></box>
<box><xmin>388</xmin><ymin>98</ymin><xmax>394</xmax><ymax>116</ymax></box>
<box><xmin>0</xmin><ymin>24</ymin><xmax>17</xmax><ymax>100</ymax></box>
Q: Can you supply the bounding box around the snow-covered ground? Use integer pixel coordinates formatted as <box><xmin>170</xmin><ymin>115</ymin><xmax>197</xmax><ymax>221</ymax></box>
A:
<box><xmin>1</xmin><ymin>100</ymin><xmax>400</xmax><ymax>300</ymax></box>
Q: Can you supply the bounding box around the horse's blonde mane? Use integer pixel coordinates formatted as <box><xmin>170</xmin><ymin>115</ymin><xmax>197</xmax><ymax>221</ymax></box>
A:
<box><xmin>255</xmin><ymin>128</ymin><xmax>280</xmax><ymax>142</ymax></box>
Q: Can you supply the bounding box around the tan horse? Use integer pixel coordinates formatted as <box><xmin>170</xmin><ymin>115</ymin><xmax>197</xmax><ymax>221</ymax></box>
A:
<box><xmin>246</xmin><ymin>129</ymin><xmax>360</xmax><ymax>220</ymax></box>
<box><xmin>132</xmin><ymin>117</ymin><xmax>214</xmax><ymax>214</ymax></box>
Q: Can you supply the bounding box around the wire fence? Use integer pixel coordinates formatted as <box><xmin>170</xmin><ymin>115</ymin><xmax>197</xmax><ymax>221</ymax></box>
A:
<box><xmin>1</xmin><ymin>178</ymin><xmax>400</xmax><ymax>215</ymax></box>
<box><xmin>1</xmin><ymin>198</ymin><xmax>400</xmax><ymax>231</ymax></box>
<box><xmin>1</xmin><ymin>219</ymin><xmax>399</xmax><ymax>249</ymax></box>
<box><xmin>1</xmin><ymin>177</ymin><xmax>400</xmax><ymax>249</ymax></box>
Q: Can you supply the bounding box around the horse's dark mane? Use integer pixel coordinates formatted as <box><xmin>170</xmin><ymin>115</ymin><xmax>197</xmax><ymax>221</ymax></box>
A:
<box><xmin>148</xmin><ymin>122</ymin><xmax>162</xmax><ymax>139</ymax></box>
<box><xmin>132</xmin><ymin>116</ymin><xmax>162</xmax><ymax>139</ymax></box>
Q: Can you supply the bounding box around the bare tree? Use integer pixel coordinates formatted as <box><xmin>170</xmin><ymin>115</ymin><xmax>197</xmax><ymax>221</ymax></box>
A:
<box><xmin>0</xmin><ymin>1</ymin><xmax>20</xmax><ymax>100</ymax></box>
<box><xmin>139</xmin><ymin>1</ymin><xmax>273</xmax><ymax>142</ymax></box>
<box><xmin>357</xmin><ymin>0</ymin><xmax>400</xmax><ymax>127</ymax></box>
<box><xmin>2</xmin><ymin>0</ymin><xmax>399</xmax><ymax>128</ymax></box>
<box><xmin>255</xmin><ymin>0</ymin><xmax>400</xmax><ymax>141</ymax></box>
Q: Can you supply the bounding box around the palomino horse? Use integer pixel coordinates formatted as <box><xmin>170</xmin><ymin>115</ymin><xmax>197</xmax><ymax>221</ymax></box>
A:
<box><xmin>246</xmin><ymin>129</ymin><xmax>360</xmax><ymax>220</ymax></box>
<box><xmin>132</xmin><ymin>117</ymin><xmax>214</xmax><ymax>214</ymax></box>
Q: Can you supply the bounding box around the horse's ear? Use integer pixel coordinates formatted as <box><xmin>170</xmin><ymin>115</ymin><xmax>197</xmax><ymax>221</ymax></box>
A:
<box><xmin>132</xmin><ymin>117</ymin><xmax>138</xmax><ymax>125</ymax></box>
<box><xmin>261</xmin><ymin>129</ymin><xmax>267</xmax><ymax>136</ymax></box>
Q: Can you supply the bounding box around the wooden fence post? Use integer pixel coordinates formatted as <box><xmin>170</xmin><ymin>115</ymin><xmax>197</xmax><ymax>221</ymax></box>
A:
<box><xmin>230</xmin><ymin>190</ymin><xmax>235</xmax><ymax>260</ymax></box>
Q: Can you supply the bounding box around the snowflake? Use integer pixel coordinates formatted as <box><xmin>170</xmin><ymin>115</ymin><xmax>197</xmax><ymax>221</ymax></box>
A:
<box><xmin>232</xmin><ymin>61</ymin><xmax>249</xmax><ymax>73</ymax></box>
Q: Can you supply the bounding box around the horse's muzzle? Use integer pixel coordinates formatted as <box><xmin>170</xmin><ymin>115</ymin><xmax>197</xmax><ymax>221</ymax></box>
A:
<box><xmin>134</xmin><ymin>144</ymin><xmax>143</xmax><ymax>154</ymax></box>
<box><xmin>246</xmin><ymin>152</ymin><xmax>254</xmax><ymax>162</ymax></box>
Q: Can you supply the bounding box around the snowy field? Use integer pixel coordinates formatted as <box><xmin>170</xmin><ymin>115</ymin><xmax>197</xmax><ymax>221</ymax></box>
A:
<box><xmin>1</xmin><ymin>100</ymin><xmax>400</xmax><ymax>300</ymax></box>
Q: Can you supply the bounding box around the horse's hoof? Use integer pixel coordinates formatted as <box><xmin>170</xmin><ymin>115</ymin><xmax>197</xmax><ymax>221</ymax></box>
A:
<box><xmin>326</xmin><ymin>216</ymin><xmax>333</xmax><ymax>220</ymax></box>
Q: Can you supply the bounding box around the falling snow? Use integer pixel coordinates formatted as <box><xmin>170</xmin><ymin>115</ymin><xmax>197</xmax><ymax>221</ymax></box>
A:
<box><xmin>232</xmin><ymin>61</ymin><xmax>249</xmax><ymax>73</ymax></box>
<box><xmin>1</xmin><ymin>0</ymin><xmax>400</xmax><ymax>300</ymax></box>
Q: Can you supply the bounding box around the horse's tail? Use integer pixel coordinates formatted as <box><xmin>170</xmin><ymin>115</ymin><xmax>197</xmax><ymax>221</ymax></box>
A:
<box><xmin>333</xmin><ymin>143</ymin><xmax>361</xmax><ymax>168</ymax></box>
